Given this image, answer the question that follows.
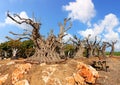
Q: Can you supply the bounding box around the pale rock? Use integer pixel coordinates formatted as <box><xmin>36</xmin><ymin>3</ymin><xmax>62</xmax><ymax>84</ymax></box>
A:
<box><xmin>46</xmin><ymin>78</ymin><xmax>62</xmax><ymax>85</ymax></box>
<box><xmin>6</xmin><ymin>61</ymin><xmax>15</xmax><ymax>65</ymax></box>
<box><xmin>0</xmin><ymin>74</ymin><xmax>9</xmax><ymax>85</ymax></box>
<box><xmin>73</xmin><ymin>72</ymin><xmax>85</xmax><ymax>85</ymax></box>
<box><xmin>14</xmin><ymin>79</ymin><xmax>29</xmax><ymax>85</ymax></box>
<box><xmin>66</xmin><ymin>76</ymin><xmax>75</xmax><ymax>85</ymax></box>
<box><xmin>77</xmin><ymin>62</ymin><xmax>99</xmax><ymax>84</ymax></box>
<box><xmin>42</xmin><ymin>66</ymin><xmax>56</xmax><ymax>84</ymax></box>
<box><xmin>12</xmin><ymin>63</ymin><xmax>32</xmax><ymax>84</ymax></box>
<box><xmin>40</xmin><ymin>63</ymin><xmax>46</xmax><ymax>66</ymax></box>
<box><xmin>15</xmin><ymin>63</ymin><xmax>32</xmax><ymax>72</ymax></box>
<box><xmin>12</xmin><ymin>69</ymin><xmax>24</xmax><ymax>84</ymax></box>
<box><xmin>88</xmin><ymin>65</ymin><xmax>99</xmax><ymax>78</ymax></box>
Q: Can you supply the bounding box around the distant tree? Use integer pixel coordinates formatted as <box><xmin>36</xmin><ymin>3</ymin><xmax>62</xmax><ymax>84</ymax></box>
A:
<box><xmin>98</xmin><ymin>42</ymin><xmax>110</xmax><ymax>58</ymax></box>
<box><xmin>70</xmin><ymin>35</ymin><xmax>85</xmax><ymax>58</ymax></box>
<box><xmin>94</xmin><ymin>38</ymin><xmax>102</xmax><ymax>57</ymax></box>
<box><xmin>0</xmin><ymin>41</ymin><xmax>10</xmax><ymax>58</ymax></box>
<box><xmin>7</xmin><ymin>40</ymin><xmax>22</xmax><ymax>59</ymax></box>
<box><xmin>64</xmin><ymin>44</ymin><xmax>75</xmax><ymax>58</ymax></box>
<box><xmin>84</xmin><ymin>35</ymin><xmax>97</xmax><ymax>58</ymax></box>
<box><xmin>107</xmin><ymin>40</ymin><xmax>117</xmax><ymax>57</ymax></box>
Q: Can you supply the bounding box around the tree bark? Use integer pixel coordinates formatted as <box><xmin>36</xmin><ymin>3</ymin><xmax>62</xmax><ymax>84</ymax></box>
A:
<box><xmin>7</xmin><ymin>12</ymin><xmax>72</xmax><ymax>63</ymax></box>
<box><xmin>108</xmin><ymin>41</ymin><xmax>117</xmax><ymax>57</ymax></box>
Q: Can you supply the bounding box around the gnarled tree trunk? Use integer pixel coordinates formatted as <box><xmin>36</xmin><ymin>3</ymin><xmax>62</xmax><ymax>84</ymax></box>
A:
<box><xmin>7</xmin><ymin>12</ymin><xmax>72</xmax><ymax>63</ymax></box>
<box><xmin>108</xmin><ymin>41</ymin><xmax>117</xmax><ymax>57</ymax></box>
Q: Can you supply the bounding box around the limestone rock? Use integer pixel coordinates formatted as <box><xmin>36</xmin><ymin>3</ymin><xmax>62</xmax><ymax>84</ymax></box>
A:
<box><xmin>73</xmin><ymin>72</ymin><xmax>85</xmax><ymax>85</ymax></box>
<box><xmin>46</xmin><ymin>78</ymin><xmax>62</xmax><ymax>85</ymax></box>
<box><xmin>12</xmin><ymin>63</ymin><xmax>32</xmax><ymax>84</ymax></box>
<box><xmin>0</xmin><ymin>74</ymin><xmax>9</xmax><ymax>85</ymax></box>
<box><xmin>15</xmin><ymin>63</ymin><xmax>32</xmax><ymax>72</ymax></box>
<box><xmin>6</xmin><ymin>61</ymin><xmax>15</xmax><ymax>65</ymax></box>
<box><xmin>77</xmin><ymin>62</ymin><xmax>99</xmax><ymax>84</ymax></box>
<box><xmin>42</xmin><ymin>66</ymin><xmax>57</xmax><ymax>84</ymax></box>
<box><xmin>66</xmin><ymin>76</ymin><xmax>75</xmax><ymax>85</ymax></box>
<box><xmin>14</xmin><ymin>79</ymin><xmax>29</xmax><ymax>85</ymax></box>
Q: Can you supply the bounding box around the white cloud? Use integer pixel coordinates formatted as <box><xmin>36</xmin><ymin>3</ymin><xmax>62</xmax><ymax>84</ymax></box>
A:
<box><xmin>62</xmin><ymin>32</ymin><xmax>74</xmax><ymax>43</ymax></box>
<box><xmin>5</xmin><ymin>11</ymin><xmax>29</xmax><ymax>24</ymax></box>
<box><xmin>79</xmin><ymin>13</ymin><xmax>119</xmax><ymax>37</ymax></box>
<box><xmin>117</xmin><ymin>27</ymin><xmax>120</xmax><ymax>32</ymax></box>
<box><xmin>78</xmin><ymin>13</ymin><xmax>120</xmax><ymax>50</ymax></box>
<box><xmin>102</xmin><ymin>13</ymin><xmax>119</xmax><ymax>32</ymax></box>
<box><xmin>104</xmin><ymin>31</ymin><xmax>119</xmax><ymax>42</ymax></box>
<box><xmin>5</xmin><ymin>11</ymin><xmax>32</xmax><ymax>31</ymax></box>
<box><xmin>78</xmin><ymin>28</ymin><xmax>94</xmax><ymax>38</ymax></box>
<box><xmin>63</xmin><ymin>0</ymin><xmax>96</xmax><ymax>24</ymax></box>
<box><xmin>115</xmin><ymin>41</ymin><xmax>120</xmax><ymax>50</ymax></box>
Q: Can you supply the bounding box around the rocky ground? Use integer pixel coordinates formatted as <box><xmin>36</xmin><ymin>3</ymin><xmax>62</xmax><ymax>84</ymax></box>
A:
<box><xmin>0</xmin><ymin>57</ymin><xmax>119</xmax><ymax>85</ymax></box>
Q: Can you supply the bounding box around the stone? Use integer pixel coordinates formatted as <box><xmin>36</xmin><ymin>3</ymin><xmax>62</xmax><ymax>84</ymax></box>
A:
<box><xmin>12</xmin><ymin>63</ymin><xmax>32</xmax><ymax>84</ymax></box>
<box><xmin>40</xmin><ymin>63</ymin><xmax>46</xmax><ymax>66</ymax></box>
<box><xmin>73</xmin><ymin>73</ymin><xmax>85</xmax><ymax>85</ymax></box>
<box><xmin>12</xmin><ymin>69</ymin><xmax>24</xmax><ymax>84</ymax></box>
<box><xmin>0</xmin><ymin>74</ymin><xmax>9</xmax><ymax>85</ymax></box>
<box><xmin>77</xmin><ymin>62</ymin><xmax>99</xmax><ymax>84</ymax></box>
<box><xmin>15</xmin><ymin>63</ymin><xmax>32</xmax><ymax>72</ymax></box>
<box><xmin>14</xmin><ymin>79</ymin><xmax>29</xmax><ymax>85</ymax></box>
<box><xmin>46</xmin><ymin>78</ymin><xmax>62</xmax><ymax>85</ymax></box>
<box><xmin>66</xmin><ymin>76</ymin><xmax>75</xmax><ymax>85</ymax></box>
<box><xmin>6</xmin><ymin>61</ymin><xmax>15</xmax><ymax>65</ymax></box>
<box><xmin>42</xmin><ymin>66</ymin><xmax>57</xmax><ymax>84</ymax></box>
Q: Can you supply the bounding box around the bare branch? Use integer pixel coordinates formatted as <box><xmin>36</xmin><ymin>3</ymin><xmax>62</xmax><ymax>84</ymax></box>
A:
<box><xmin>7</xmin><ymin>12</ymin><xmax>41</xmax><ymax>29</ymax></box>
<box><xmin>58</xmin><ymin>18</ymin><xmax>72</xmax><ymax>42</ymax></box>
<box><xmin>9</xmin><ymin>31</ymin><xmax>31</xmax><ymax>37</ymax></box>
<box><xmin>5</xmin><ymin>36</ymin><xmax>14</xmax><ymax>41</ymax></box>
<box><xmin>64</xmin><ymin>22</ymin><xmax>72</xmax><ymax>32</ymax></box>
<box><xmin>7</xmin><ymin>12</ymin><xmax>23</xmax><ymax>24</ymax></box>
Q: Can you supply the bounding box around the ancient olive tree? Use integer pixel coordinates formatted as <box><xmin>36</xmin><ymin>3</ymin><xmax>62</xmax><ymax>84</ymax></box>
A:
<box><xmin>71</xmin><ymin>34</ymin><xmax>111</xmax><ymax>59</ymax></box>
<box><xmin>84</xmin><ymin>35</ymin><xmax>97</xmax><ymax>58</ymax></box>
<box><xmin>107</xmin><ymin>41</ymin><xmax>117</xmax><ymax>57</ymax></box>
<box><xmin>7</xmin><ymin>12</ymin><xmax>72</xmax><ymax>63</ymax></box>
<box><xmin>70</xmin><ymin>35</ymin><xmax>85</xmax><ymax>58</ymax></box>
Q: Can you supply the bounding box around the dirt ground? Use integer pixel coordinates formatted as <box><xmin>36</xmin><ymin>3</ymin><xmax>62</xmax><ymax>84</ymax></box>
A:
<box><xmin>0</xmin><ymin>57</ymin><xmax>120</xmax><ymax>85</ymax></box>
<box><xmin>96</xmin><ymin>57</ymin><xmax>120</xmax><ymax>85</ymax></box>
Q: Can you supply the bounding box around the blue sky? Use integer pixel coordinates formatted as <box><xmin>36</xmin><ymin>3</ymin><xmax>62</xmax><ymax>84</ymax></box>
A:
<box><xmin>0</xmin><ymin>0</ymin><xmax>120</xmax><ymax>50</ymax></box>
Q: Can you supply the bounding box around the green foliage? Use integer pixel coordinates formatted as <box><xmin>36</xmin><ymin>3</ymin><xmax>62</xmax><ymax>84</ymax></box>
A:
<box><xmin>114</xmin><ymin>52</ymin><xmax>120</xmax><ymax>56</ymax></box>
<box><xmin>22</xmin><ymin>40</ymin><xmax>34</xmax><ymax>49</ymax></box>
<box><xmin>0</xmin><ymin>39</ymin><xmax>35</xmax><ymax>58</ymax></box>
<box><xmin>7</xmin><ymin>40</ymin><xmax>22</xmax><ymax>49</ymax></box>
<box><xmin>83</xmin><ymin>48</ymin><xmax>88</xmax><ymax>57</ymax></box>
<box><xmin>21</xmin><ymin>40</ymin><xmax>35</xmax><ymax>58</ymax></box>
<box><xmin>106</xmin><ymin>51</ymin><xmax>120</xmax><ymax>56</ymax></box>
<box><xmin>64</xmin><ymin>44</ymin><xmax>75</xmax><ymax>57</ymax></box>
<box><xmin>0</xmin><ymin>41</ymin><xmax>10</xmax><ymax>51</ymax></box>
